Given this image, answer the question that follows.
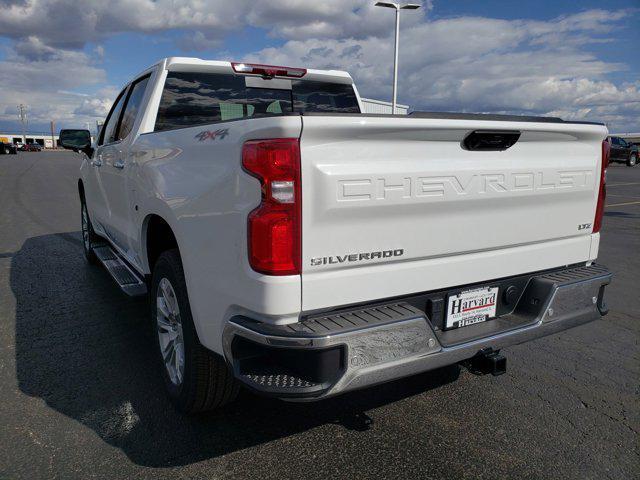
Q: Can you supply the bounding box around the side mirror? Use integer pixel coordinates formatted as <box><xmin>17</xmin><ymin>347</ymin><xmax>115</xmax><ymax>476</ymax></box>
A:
<box><xmin>59</xmin><ymin>129</ymin><xmax>93</xmax><ymax>157</ymax></box>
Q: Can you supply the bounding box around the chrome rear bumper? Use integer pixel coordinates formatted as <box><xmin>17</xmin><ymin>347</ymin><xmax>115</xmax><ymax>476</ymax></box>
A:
<box><xmin>223</xmin><ymin>264</ymin><xmax>612</xmax><ymax>400</ymax></box>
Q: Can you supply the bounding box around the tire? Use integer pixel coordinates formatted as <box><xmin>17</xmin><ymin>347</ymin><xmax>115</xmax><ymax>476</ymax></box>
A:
<box><xmin>628</xmin><ymin>153</ymin><xmax>637</xmax><ymax>167</ymax></box>
<box><xmin>80</xmin><ymin>201</ymin><xmax>98</xmax><ymax>264</ymax></box>
<box><xmin>151</xmin><ymin>249</ymin><xmax>238</xmax><ymax>413</ymax></box>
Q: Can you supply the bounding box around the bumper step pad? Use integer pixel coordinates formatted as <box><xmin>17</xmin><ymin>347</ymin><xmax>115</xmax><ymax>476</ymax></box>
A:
<box><xmin>93</xmin><ymin>245</ymin><xmax>147</xmax><ymax>297</ymax></box>
<box><xmin>239</xmin><ymin>370</ymin><xmax>325</xmax><ymax>397</ymax></box>
<box><xmin>233</xmin><ymin>302</ymin><xmax>425</xmax><ymax>338</ymax></box>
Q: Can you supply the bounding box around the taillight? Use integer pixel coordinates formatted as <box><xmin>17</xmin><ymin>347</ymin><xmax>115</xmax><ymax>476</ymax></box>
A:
<box><xmin>242</xmin><ymin>139</ymin><xmax>301</xmax><ymax>275</ymax></box>
<box><xmin>593</xmin><ymin>139</ymin><xmax>609</xmax><ymax>233</ymax></box>
<box><xmin>231</xmin><ymin>62</ymin><xmax>306</xmax><ymax>78</ymax></box>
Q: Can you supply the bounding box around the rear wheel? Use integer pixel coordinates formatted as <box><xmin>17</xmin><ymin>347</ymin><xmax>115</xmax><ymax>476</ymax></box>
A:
<box><xmin>628</xmin><ymin>153</ymin><xmax>637</xmax><ymax>167</ymax></box>
<box><xmin>151</xmin><ymin>249</ymin><xmax>238</xmax><ymax>413</ymax></box>
<box><xmin>81</xmin><ymin>201</ymin><xmax>98</xmax><ymax>264</ymax></box>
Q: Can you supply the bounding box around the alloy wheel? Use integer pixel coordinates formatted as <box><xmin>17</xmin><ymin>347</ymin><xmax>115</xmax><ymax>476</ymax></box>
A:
<box><xmin>156</xmin><ymin>278</ymin><xmax>185</xmax><ymax>386</ymax></box>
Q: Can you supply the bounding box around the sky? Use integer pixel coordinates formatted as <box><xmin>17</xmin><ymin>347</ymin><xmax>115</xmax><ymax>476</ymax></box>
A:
<box><xmin>0</xmin><ymin>0</ymin><xmax>638</xmax><ymax>135</ymax></box>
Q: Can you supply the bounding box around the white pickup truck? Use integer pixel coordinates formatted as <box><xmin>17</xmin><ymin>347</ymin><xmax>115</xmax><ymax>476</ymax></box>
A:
<box><xmin>59</xmin><ymin>57</ymin><xmax>612</xmax><ymax>414</ymax></box>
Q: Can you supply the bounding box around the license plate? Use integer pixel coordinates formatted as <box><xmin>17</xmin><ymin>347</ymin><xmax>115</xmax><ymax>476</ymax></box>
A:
<box><xmin>446</xmin><ymin>286</ymin><xmax>499</xmax><ymax>329</ymax></box>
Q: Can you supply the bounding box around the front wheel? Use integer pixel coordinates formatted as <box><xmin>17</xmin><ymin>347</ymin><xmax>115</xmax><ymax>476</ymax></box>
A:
<box><xmin>151</xmin><ymin>249</ymin><xmax>238</xmax><ymax>413</ymax></box>
<box><xmin>628</xmin><ymin>154</ymin><xmax>637</xmax><ymax>167</ymax></box>
<box><xmin>81</xmin><ymin>201</ymin><xmax>98</xmax><ymax>264</ymax></box>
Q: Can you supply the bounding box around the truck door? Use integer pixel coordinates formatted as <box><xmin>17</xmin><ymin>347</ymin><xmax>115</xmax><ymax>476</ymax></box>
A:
<box><xmin>90</xmin><ymin>85</ymin><xmax>129</xmax><ymax>236</ymax></box>
<box><xmin>98</xmin><ymin>75</ymin><xmax>150</xmax><ymax>259</ymax></box>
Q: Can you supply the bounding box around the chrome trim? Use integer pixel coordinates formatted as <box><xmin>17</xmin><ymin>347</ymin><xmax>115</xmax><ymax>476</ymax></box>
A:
<box><xmin>223</xmin><ymin>267</ymin><xmax>612</xmax><ymax>400</ymax></box>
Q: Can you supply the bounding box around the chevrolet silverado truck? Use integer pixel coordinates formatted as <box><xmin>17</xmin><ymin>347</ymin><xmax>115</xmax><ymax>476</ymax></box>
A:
<box><xmin>59</xmin><ymin>57</ymin><xmax>613</xmax><ymax>414</ymax></box>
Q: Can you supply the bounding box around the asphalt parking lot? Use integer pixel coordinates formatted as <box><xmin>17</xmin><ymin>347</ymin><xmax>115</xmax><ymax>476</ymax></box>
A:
<box><xmin>0</xmin><ymin>151</ymin><xmax>638</xmax><ymax>479</ymax></box>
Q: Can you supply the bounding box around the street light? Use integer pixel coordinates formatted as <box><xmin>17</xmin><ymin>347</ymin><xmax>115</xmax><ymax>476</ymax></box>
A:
<box><xmin>375</xmin><ymin>2</ymin><xmax>421</xmax><ymax>114</ymax></box>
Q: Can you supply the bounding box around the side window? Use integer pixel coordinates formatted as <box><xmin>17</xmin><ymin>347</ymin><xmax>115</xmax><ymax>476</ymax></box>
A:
<box><xmin>118</xmin><ymin>76</ymin><xmax>150</xmax><ymax>141</ymax></box>
<box><xmin>99</xmin><ymin>88</ymin><xmax>128</xmax><ymax>146</ymax></box>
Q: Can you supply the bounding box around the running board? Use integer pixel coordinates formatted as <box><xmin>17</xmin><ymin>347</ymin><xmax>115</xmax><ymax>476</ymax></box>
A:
<box><xmin>93</xmin><ymin>244</ymin><xmax>147</xmax><ymax>297</ymax></box>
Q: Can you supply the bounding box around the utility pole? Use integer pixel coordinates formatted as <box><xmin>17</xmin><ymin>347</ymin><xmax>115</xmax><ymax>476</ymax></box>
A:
<box><xmin>50</xmin><ymin>121</ymin><xmax>56</xmax><ymax>149</ymax></box>
<box><xmin>374</xmin><ymin>2</ymin><xmax>421</xmax><ymax>114</ymax></box>
<box><xmin>18</xmin><ymin>104</ymin><xmax>27</xmax><ymax>143</ymax></box>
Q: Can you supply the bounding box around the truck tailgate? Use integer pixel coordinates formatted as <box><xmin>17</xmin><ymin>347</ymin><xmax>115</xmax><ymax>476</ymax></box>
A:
<box><xmin>299</xmin><ymin>115</ymin><xmax>607</xmax><ymax>311</ymax></box>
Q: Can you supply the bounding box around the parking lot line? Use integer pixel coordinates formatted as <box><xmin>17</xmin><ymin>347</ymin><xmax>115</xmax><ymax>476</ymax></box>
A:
<box><xmin>606</xmin><ymin>200</ymin><xmax>640</xmax><ymax>207</ymax></box>
<box><xmin>607</xmin><ymin>182</ymin><xmax>640</xmax><ymax>187</ymax></box>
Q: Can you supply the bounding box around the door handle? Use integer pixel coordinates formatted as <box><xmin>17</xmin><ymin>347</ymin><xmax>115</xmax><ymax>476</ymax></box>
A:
<box><xmin>91</xmin><ymin>155</ymin><xmax>103</xmax><ymax>167</ymax></box>
<box><xmin>113</xmin><ymin>160</ymin><xmax>125</xmax><ymax>169</ymax></box>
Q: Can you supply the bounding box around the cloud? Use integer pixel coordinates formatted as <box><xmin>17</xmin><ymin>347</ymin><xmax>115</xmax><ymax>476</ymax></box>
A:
<box><xmin>0</xmin><ymin>1</ymin><xmax>431</xmax><ymax>49</ymax></box>
<box><xmin>0</xmin><ymin>0</ymin><xmax>432</xmax><ymax>130</ymax></box>
<box><xmin>247</xmin><ymin>1</ymin><xmax>430</xmax><ymax>40</ymax></box>
<box><xmin>0</xmin><ymin>2</ymin><xmax>637</xmax><ymax>132</ymax></box>
<box><xmin>74</xmin><ymin>97</ymin><xmax>113</xmax><ymax>117</ymax></box>
<box><xmin>13</xmin><ymin>36</ymin><xmax>59</xmax><ymax>61</ymax></box>
<box><xmin>0</xmin><ymin>42</ymin><xmax>108</xmax><ymax>130</ymax></box>
<box><xmin>244</xmin><ymin>10</ymin><xmax>640</xmax><ymax>131</ymax></box>
<box><xmin>0</xmin><ymin>0</ymin><xmax>249</xmax><ymax>49</ymax></box>
<box><xmin>176</xmin><ymin>31</ymin><xmax>223</xmax><ymax>52</ymax></box>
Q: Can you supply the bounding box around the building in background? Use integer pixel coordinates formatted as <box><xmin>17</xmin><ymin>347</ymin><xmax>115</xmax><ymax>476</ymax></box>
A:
<box><xmin>0</xmin><ymin>132</ymin><xmax>60</xmax><ymax>148</ymax></box>
<box><xmin>618</xmin><ymin>132</ymin><xmax>640</xmax><ymax>143</ymax></box>
<box><xmin>361</xmin><ymin>98</ymin><xmax>410</xmax><ymax>114</ymax></box>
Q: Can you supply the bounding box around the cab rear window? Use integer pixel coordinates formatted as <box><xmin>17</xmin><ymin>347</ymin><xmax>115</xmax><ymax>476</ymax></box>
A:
<box><xmin>154</xmin><ymin>72</ymin><xmax>360</xmax><ymax>132</ymax></box>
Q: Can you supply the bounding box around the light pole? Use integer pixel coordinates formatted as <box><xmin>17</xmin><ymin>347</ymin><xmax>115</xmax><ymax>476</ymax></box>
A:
<box><xmin>375</xmin><ymin>2</ymin><xmax>421</xmax><ymax>114</ymax></box>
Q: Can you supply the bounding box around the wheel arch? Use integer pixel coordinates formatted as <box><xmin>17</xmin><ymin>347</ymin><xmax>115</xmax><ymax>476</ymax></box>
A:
<box><xmin>142</xmin><ymin>213</ymin><xmax>180</xmax><ymax>274</ymax></box>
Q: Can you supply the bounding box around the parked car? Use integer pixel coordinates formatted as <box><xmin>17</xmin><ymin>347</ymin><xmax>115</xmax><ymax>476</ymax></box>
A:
<box><xmin>608</xmin><ymin>136</ymin><xmax>638</xmax><ymax>166</ymax></box>
<box><xmin>22</xmin><ymin>143</ymin><xmax>42</xmax><ymax>152</ymax></box>
<box><xmin>0</xmin><ymin>142</ymin><xmax>18</xmax><ymax>155</ymax></box>
<box><xmin>59</xmin><ymin>57</ymin><xmax>612</xmax><ymax>414</ymax></box>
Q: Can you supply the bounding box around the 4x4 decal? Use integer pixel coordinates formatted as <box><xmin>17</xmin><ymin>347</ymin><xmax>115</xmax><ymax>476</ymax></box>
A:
<box><xmin>195</xmin><ymin>128</ymin><xmax>229</xmax><ymax>141</ymax></box>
